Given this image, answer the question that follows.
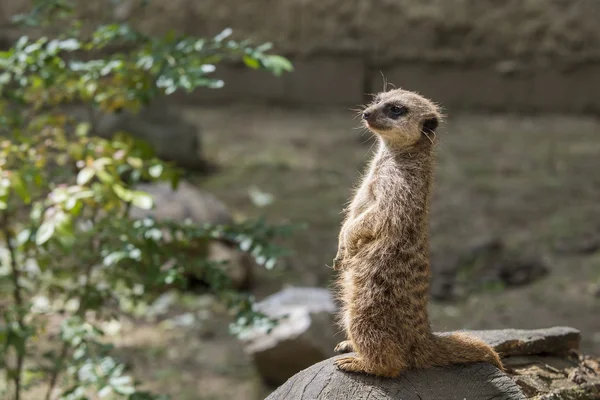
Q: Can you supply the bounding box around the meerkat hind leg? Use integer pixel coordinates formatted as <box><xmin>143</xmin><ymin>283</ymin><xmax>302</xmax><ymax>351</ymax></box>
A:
<box><xmin>334</xmin><ymin>340</ymin><xmax>354</xmax><ymax>354</ymax></box>
<box><xmin>334</xmin><ymin>355</ymin><xmax>367</xmax><ymax>373</ymax></box>
<box><xmin>334</xmin><ymin>355</ymin><xmax>401</xmax><ymax>377</ymax></box>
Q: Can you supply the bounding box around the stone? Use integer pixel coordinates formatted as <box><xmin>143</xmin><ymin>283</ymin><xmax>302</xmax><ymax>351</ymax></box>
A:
<box><xmin>431</xmin><ymin>238</ymin><xmax>549</xmax><ymax>301</ymax></box>
<box><xmin>438</xmin><ymin>326</ymin><xmax>581</xmax><ymax>357</ymax></box>
<box><xmin>555</xmin><ymin>234</ymin><xmax>600</xmax><ymax>255</ymax></box>
<box><xmin>206</xmin><ymin>240</ymin><xmax>253</xmax><ymax>290</ymax></box>
<box><xmin>129</xmin><ymin>180</ymin><xmax>253</xmax><ymax>290</ymax></box>
<box><xmin>241</xmin><ymin>287</ymin><xmax>339</xmax><ymax>386</ymax></box>
<box><xmin>129</xmin><ymin>181</ymin><xmax>233</xmax><ymax>226</ymax></box>
<box><xmin>66</xmin><ymin>100</ymin><xmax>207</xmax><ymax>170</ymax></box>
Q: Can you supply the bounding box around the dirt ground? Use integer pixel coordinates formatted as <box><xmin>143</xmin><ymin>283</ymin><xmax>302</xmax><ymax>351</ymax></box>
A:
<box><xmin>109</xmin><ymin>105</ymin><xmax>600</xmax><ymax>400</ymax></box>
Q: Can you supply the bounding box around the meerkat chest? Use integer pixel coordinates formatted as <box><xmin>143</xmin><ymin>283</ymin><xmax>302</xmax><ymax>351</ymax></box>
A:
<box><xmin>348</xmin><ymin>180</ymin><xmax>376</xmax><ymax>217</ymax></box>
<box><xmin>348</xmin><ymin>160</ymin><xmax>408</xmax><ymax>220</ymax></box>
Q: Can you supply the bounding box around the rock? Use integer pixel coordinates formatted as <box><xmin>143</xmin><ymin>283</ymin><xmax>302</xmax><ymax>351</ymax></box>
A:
<box><xmin>68</xmin><ymin>100</ymin><xmax>207</xmax><ymax>170</ymax></box>
<box><xmin>439</xmin><ymin>327</ymin><xmax>581</xmax><ymax>357</ymax></box>
<box><xmin>241</xmin><ymin>287</ymin><xmax>339</xmax><ymax>386</ymax></box>
<box><xmin>266</xmin><ymin>358</ymin><xmax>524</xmax><ymax>400</ymax></box>
<box><xmin>206</xmin><ymin>240</ymin><xmax>253</xmax><ymax>290</ymax></box>
<box><xmin>129</xmin><ymin>181</ymin><xmax>232</xmax><ymax>226</ymax></box>
<box><xmin>129</xmin><ymin>180</ymin><xmax>253</xmax><ymax>290</ymax></box>
<box><xmin>431</xmin><ymin>238</ymin><xmax>549</xmax><ymax>301</ymax></box>
<box><xmin>555</xmin><ymin>233</ymin><xmax>600</xmax><ymax>255</ymax></box>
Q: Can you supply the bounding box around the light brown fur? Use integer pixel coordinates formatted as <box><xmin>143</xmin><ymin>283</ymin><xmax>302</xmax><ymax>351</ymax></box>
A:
<box><xmin>332</xmin><ymin>88</ymin><xmax>503</xmax><ymax>377</ymax></box>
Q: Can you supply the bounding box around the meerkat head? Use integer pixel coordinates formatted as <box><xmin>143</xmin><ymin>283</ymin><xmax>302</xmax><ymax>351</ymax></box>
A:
<box><xmin>362</xmin><ymin>88</ymin><xmax>442</xmax><ymax>148</ymax></box>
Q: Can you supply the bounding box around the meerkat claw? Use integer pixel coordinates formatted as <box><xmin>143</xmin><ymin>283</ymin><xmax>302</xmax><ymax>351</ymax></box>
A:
<box><xmin>334</xmin><ymin>356</ymin><xmax>366</xmax><ymax>373</ymax></box>
<box><xmin>334</xmin><ymin>340</ymin><xmax>354</xmax><ymax>354</ymax></box>
<box><xmin>332</xmin><ymin>257</ymin><xmax>342</xmax><ymax>270</ymax></box>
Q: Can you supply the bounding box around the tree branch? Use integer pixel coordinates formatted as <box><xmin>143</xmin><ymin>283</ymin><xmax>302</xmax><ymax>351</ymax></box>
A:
<box><xmin>2</xmin><ymin>212</ymin><xmax>25</xmax><ymax>400</ymax></box>
<box><xmin>45</xmin><ymin>208</ymin><xmax>100</xmax><ymax>400</ymax></box>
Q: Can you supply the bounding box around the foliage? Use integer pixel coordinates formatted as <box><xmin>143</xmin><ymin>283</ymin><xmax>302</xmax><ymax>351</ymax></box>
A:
<box><xmin>0</xmin><ymin>1</ymin><xmax>293</xmax><ymax>399</ymax></box>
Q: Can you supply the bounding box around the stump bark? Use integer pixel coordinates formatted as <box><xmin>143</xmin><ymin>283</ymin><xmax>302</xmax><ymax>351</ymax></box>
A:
<box><xmin>266</xmin><ymin>354</ymin><xmax>524</xmax><ymax>400</ymax></box>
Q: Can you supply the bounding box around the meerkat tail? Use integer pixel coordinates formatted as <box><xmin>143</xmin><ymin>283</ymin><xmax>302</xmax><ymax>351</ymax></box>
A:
<box><xmin>425</xmin><ymin>333</ymin><xmax>504</xmax><ymax>371</ymax></box>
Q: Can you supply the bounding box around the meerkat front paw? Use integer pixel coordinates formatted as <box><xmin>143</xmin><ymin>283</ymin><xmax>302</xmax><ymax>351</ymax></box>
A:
<box><xmin>332</xmin><ymin>258</ymin><xmax>344</xmax><ymax>270</ymax></box>
<box><xmin>334</xmin><ymin>355</ymin><xmax>367</xmax><ymax>373</ymax></box>
<box><xmin>334</xmin><ymin>340</ymin><xmax>354</xmax><ymax>354</ymax></box>
<box><xmin>332</xmin><ymin>251</ymin><xmax>344</xmax><ymax>270</ymax></box>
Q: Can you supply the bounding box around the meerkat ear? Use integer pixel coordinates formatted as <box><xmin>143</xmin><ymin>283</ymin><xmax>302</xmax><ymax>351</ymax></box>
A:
<box><xmin>421</xmin><ymin>117</ymin><xmax>439</xmax><ymax>135</ymax></box>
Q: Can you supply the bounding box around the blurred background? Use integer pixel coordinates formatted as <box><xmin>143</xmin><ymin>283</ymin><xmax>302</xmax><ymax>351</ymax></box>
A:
<box><xmin>1</xmin><ymin>1</ymin><xmax>599</xmax><ymax>399</ymax></box>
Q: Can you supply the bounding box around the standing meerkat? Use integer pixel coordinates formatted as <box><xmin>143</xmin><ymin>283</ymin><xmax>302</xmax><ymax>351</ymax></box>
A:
<box><xmin>332</xmin><ymin>88</ymin><xmax>503</xmax><ymax>377</ymax></box>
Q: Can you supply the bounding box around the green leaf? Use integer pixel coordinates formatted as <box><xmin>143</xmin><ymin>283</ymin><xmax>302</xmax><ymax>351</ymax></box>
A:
<box><xmin>103</xmin><ymin>251</ymin><xmax>128</xmax><ymax>266</ymax></box>
<box><xmin>112</xmin><ymin>184</ymin><xmax>133</xmax><ymax>202</ymax></box>
<box><xmin>58</xmin><ymin>38</ymin><xmax>80</xmax><ymax>51</ymax></box>
<box><xmin>11</xmin><ymin>173</ymin><xmax>30</xmax><ymax>204</ymax></box>
<box><xmin>0</xmin><ymin>72</ymin><xmax>11</xmax><ymax>84</ymax></box>
<box><xmin>214</xmin><ymin>28</ymin><xmax>233</xmax><ymax>43</ymax></box>
<box><xmin>148</xmin><ymin>164</ymin><xmax>163</xmax><ymax>178</ymax></box>
<box><xmin>16</xmin><ymin>229</ymin><xmax>31</xmax><ymax>246</ymax></box>
<box><xmin>170</xmin><ymin>173</ymin><xmax>180</xmax><ymax>190</ymax></box>
<box><xmin>15</xmin><ymin>36</ymin><xmax>29</xmax><ymax>50</ymax></box>
<box><xmin>127</xmin><ymin>157</ymin><xmax>143</xmax><ymax>169</ymax></box>
<box><xmin>65</xmin><ymin>197</ymin><xmax>83</xmax><ymax>215</ymax></box>
<box><xmin>96</xmin><ymin>169</ymin><xmax>114</xmax><ymax>184</ymax></box>
<box><xmin>36</xmin><ymin>221</ymin><xmax>55</xmax><ymax>245</ymax></box>
<box><xmin>263</xmin><ymin>55</ymin><xmax>294</xmax><ymax>76</ymax></box>
<box><xmin>77</xmin><ymin>167</ymin><xmax>95</xmax><ymax>185</ymax></box>
<box><xmin>75</xmin><ymin>122</ymin><xmax>91</xmax><ymax>137</ymax></box>
<box><xmin>131</xmin><ymin>191</ymin><xmax>153</xmax><ymax>209</ymax></box>
<box><xmin>98</xmin><ymin>386</ymin><xmax>113</xmax><ymax>397</ymax></box>
<box><xmin>240</xmin><ymin>238</ymin><xmax>252</xmax><ymax>251</ymax></box>
<box><xmin>243</xmin><ymin>55</ymin><xmax>260</xmax><ymax>70</ymax></box>
<box><xmin>265</xmin><ymin>258</ymin><xmax>276</xmax><ymax>270</ymax></box>
<box><xmin>256</xmin><ymin>42</ymin><xmax>273</xmax><ymax>52</ymax></box>
<box><xmin>110</xmin><ymin>375</ymin><xmax>135</xmax><ymax>395</ymax></box>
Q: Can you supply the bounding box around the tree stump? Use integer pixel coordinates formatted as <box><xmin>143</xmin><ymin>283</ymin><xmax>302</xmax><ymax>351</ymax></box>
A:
<box><xmin>266</xmin><ymin>355</ymin><xmax>524</xmax><ymax>400</ymax></box>
<box><xmin>266</xmin><ymin>327</ymin><xmax>597</xmax><ymax>400</ymax></box>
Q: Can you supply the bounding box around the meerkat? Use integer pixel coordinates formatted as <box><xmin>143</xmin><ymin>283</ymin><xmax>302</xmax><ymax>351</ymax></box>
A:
<box><xmin>331</xmin><ymin>88</ymin><xmax>503</xmax><ymax>377</ymax></box>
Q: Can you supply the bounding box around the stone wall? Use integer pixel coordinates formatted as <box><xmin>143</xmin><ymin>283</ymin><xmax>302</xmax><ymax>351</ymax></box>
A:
<box><xmin>2</xmin><ymin>0</ymin><xmax>600</xmax><ymax>112</ymax></box>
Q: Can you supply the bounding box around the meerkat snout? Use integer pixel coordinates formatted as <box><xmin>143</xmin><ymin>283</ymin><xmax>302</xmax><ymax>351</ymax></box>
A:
<box><xmin>422</xmin><ymin>117</ymin><xmax>439</xmax><ymax>135</ymax></box>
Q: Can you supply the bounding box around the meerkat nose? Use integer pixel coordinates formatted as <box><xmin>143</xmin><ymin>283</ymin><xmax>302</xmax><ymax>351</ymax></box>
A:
<box><xmin>363</xmin><ymin>111</ymin><xmax>372</xmax><ymax>120</ymax></box>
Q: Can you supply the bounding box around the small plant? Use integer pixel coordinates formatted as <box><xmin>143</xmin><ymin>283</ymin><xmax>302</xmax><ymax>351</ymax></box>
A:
<box><xmin>0</xmin><ymin>1</ymin><xmax>293</xmax><ymax>399</ymax></box>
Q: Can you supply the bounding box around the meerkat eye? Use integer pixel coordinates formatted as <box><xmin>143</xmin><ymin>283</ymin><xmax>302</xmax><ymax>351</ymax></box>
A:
<box><xmin>388</xmin><ymin>104</ymin><xmax>408</xmax><ymax>119</ymax></box>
